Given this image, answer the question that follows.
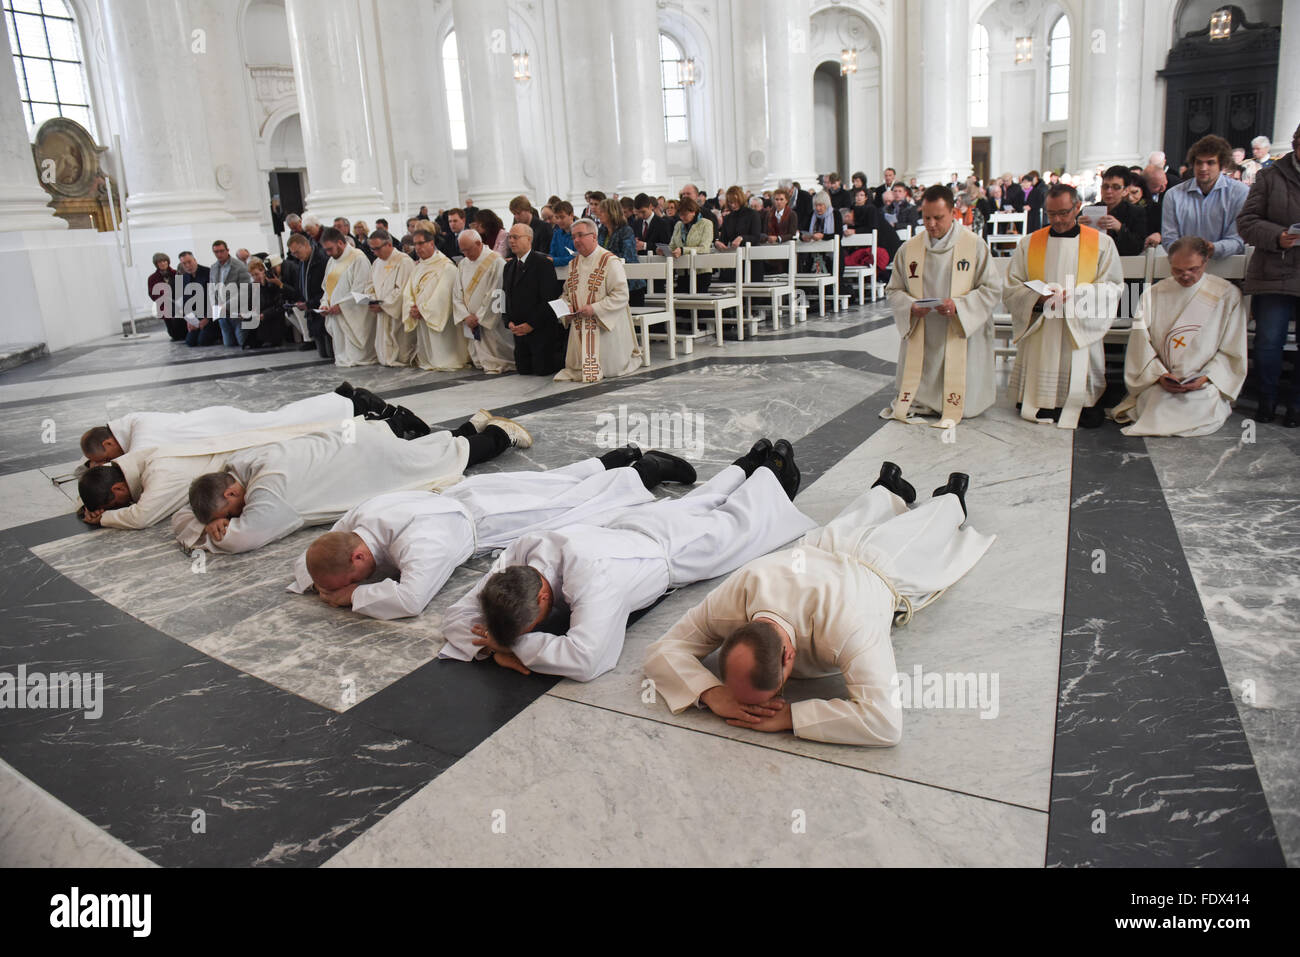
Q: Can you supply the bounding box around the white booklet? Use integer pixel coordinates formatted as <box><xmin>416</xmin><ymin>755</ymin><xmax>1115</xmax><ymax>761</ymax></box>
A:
<box><xmin>1024</xmin><ymin>279</ymin><xmax>1056</xmax><ymax>296</ymax></box>
<box><xmin>1080</xmin><ymin>205</ymin><xmax>1108</xmax><ymax>225</ymax></box>
<box><xmin>549</xmin><ymin>298</ymin><xmax>571</xmax><ymax>319</ymax></box>
<box><xmin>913</xmin><ymin>298</ymin><xmax>943</xmax><ymax>307</ymax></box>
<box><xmin>350</xmin><ymin>290</ymin><xmax>372</xmax><ymax>304</ymax></box>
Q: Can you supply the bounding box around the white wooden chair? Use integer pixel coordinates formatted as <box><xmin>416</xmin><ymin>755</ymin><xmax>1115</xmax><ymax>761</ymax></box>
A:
<box><xmin>987</xmin><ymin>211</ymin><xmax>1027</xmax><ymax>257</ymax></box>
<box><xmin>772</xmin><ymin>235</ymin><xmax>840</xmax><ymax>316</ymax></box>
<box><xmin>671</xmin><ymin>250</ymin><xmax>748</xmax><ymax>345</ymax></box>
<box><xmin>840</xmin><ymin>230</ymin><xmax>880</xmax><ymax>305</ymax></box>
<box><xmin>741</xmin><ymin>241</ymin><xmax>798</xmax><ymax>329</ymax></box>
<box><xmin>622</xmin><ymin>259</ymin><xmax>678</xmax><ymax>365</ymax></box>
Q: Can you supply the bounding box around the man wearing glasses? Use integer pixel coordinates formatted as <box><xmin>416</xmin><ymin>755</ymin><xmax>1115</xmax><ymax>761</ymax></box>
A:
<box><xmin>401</xmin><ymin>225</ymin><xmax>468</xmax><ymax>371</ymax></box>
<box><xmin>365</xmin><ymin>229</ymin><xmax>417</xmax><ymax>367</ymax></box>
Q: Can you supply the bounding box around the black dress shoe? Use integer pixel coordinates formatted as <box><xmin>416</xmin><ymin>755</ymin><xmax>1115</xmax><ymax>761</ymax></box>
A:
<box><xmin>1254</xmin><ymin>400</ymin><xmax>1277</xmax><ymax>424</ymax></box>
<box><xmin>350</xmin><ymin>387</ymin><xmax>390</xmax><ymax>418</ymax></box>
<box><xmin>763</xmin><ymin>439</ymin><xmax>801</xmax><ymax>500</ymax></box>
<box><xmin>871</xmin><ymin>461</ymin><xmax>916</xmax><ymax>504</ymax></box>
<box><xmin>1284</xmin><ymin>408</ymin><xmax>1299</xmax><ymax>428</ymax></box>
<box><xmin>599</xmin><ymin>443</ymin><xmax>643</xmax><ymax>470</ymax></box>
<box><xmin>390</xmin><ymin>406</ymin><xmax>431</xmax><ymax>439</ymax></box>
<box><xmin>641</xmin><ymin>450</ymin><xmax>696</xmax><ymax>484</ymax></box>
<box><xmin>1078</xmin><ymin>405</ymin><xmax>1105</xmax><ymax>429</ymax></box>
<box><xmin>335</xmin><ymin>381</ymin><xmax>355</xmax><ymax>398</ymax></box>
<box><xmin>732</xmin><ymin>438</ymin><xmax>772</xmax><ymax>476</ymax></box>
<box><xmin>932</xmin><ymin>472</ymin><xmax>970</xmax><ymax>519</ymax></box>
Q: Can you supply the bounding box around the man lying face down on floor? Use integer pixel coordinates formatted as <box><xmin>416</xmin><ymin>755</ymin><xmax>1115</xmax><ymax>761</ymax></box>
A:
<box><xmin>438</xmin><ymin>440</ymin><xmax>817</xmax><ymax>680</ymax></box>
<box><xmin>292</xmin><ymin>445</ymin><xmax>692</xmax><ymax>620</ymax></box>
<box><xmin>643</xmin><ymin>463</ymin><xmax>994</xmax><ymax>746</ymax></box>
<box><xmin>75</xmin><ymin>385</ymin><xmax>413</xmax><ymax>529</ymax></box>
<box><xmin>174</xmin><ymin>407</ymin><xmax>532</xmax><ymax>554</ymax></box>
<box><xmin>77</xmin><ymin>382</ymin><xmax>379</xmax><ymax>466</ymax></box>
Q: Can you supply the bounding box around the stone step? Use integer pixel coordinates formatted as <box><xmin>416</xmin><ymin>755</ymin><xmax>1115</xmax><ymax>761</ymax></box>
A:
<box><xmin>0</xmin><ymin>342</ymin><xmax>48</xmax><ymax>373</ymax></box>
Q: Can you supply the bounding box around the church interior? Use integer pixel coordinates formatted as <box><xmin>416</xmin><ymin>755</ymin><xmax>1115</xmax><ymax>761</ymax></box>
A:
<box><xmin>0</xmin><ymin>0</ymin><xmax>1296</xmax><ymax>873</ymax></box>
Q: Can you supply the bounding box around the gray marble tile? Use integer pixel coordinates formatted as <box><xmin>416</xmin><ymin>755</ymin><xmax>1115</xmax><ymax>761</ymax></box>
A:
<box><xmin>324</xmin><ymin>695</ymin><xmax>1046</xmax><ymax>867</ymax></box>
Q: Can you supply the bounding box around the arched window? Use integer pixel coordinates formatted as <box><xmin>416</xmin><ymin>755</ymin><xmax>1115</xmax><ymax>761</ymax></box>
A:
<box><xmin>4</xmin><ymin>0</ymin><xmax>93</xmax><ymax>138</ymax></box>
<box><xmin>1047</xmin><ymin>15</ymin><xmax>1070</xmax><ymax>122</ymax></box>
<box><xmin>442</xmin><ymin>30</ymin><xmax>467</xmax><ymax>151</ymax></box>
<box><xmin>658</xmin><ymin>33</ymin><xmax>688</xmax><ymax>143</ymax></box>
<box><xmin>969</xmin><ymin>24</ymin><xmax>989</xmax><ymax>128</ymax></box>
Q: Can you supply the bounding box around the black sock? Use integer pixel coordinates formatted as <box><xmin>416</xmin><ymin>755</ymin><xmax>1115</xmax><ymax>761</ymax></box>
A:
<box><xmin>731</xmin><ymin>455</ymin><xmax>759</xmax><ymax>477</ymax></box>
<box><xmin>465</xmin><ymin>424</ymin><xmax>510</xmax><ymax>465</ymax></box>
<box><xmin>451</xmin><ymin>421</ymin><xmax>477</xmax><ymax>439</ymax></box>
<box><xmin>631</xmin><ymin>458</ymin><xmax>662</xmax><ymax>490</ymax></box>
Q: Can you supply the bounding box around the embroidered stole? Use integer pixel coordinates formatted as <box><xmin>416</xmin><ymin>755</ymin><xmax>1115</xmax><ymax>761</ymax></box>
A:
<box><xmin>1021</xmin><ymin>225</ymin><xmax>1100</xmax><ymax>429</ymax></box>
<box><xmin>893</xmin><ymin>227</ymin><xmax>982</xmax><ymax>427</ymax></box>
<box><xmin>565</xmin><ymin>251</ymin><xmax>613</xmax><ymax>382</ymax></box>
<box><xmin>1159</xmin><ymin>282</ymin><xmax>1222</xmax><ymax>372</ymax></box>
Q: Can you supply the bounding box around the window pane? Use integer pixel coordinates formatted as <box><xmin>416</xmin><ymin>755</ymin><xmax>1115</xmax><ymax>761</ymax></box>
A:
<box><xmin>13</xmin><ymin>10</ymin><xmax>48</xmax><ymax>56</ymax></box>
<box><xmin>665</xmin><ymin>116</ymin><xmax>687</xmax><ymax>143</ymax></box>
<box><xmin>659</xmin><ymin>34</ymin><xmax>679</xmax><ymax>60</ymax></box>
<box><xmin>5</xmin><ymin>11</ymin><xmax>19</xmax><ymax>53</ymax></box>
<box><xmin>1049</xmin><ymin>64</ymin><xmax>1068</xmax><ymax>93</ymax></box>
<box><xmin>23</xmin><ymin>56</ymin><xmax>54</xmax><ymax>100</ymax></box>
<box><xmin>29</xmin><ymin>98</ymin><xmax>58</xmax><ymax>127</ymax></box>
<box><xmin>62</xmin><ymin>104</ymin><xmax>90</xmax><ymax>129</ymax></box>
<box><xmin>9</xmin><ymin>0</ymin><xmax>43</xmax><ymax>15</ymax></box>
<box><xmin>53</xmin><ymin>57</ymin><xmax>83</xmax><ymax>103</ymax></box>
<box><xmin>11</xmin><ymin>53</ymin><xmax>28</xmax><ymax>98</ymax></box>
<box><xmin>39</xmin><ymin>0</ymin><xmax>74</xmax><ymax>16</ymax></box>
<box><xmin>1049</xmin><ymin>92</ymin><xmax>1067</xmax><ymax>122</ymax></box>
<box><xmin>44</xmin><ymin>15</ymin><xmax>75</xmax><ymax>60</ymax></box>
<box><xmin>663</xmin><ymin>87</ymin><xmax>686</xmax><ymax>118</ymax></box>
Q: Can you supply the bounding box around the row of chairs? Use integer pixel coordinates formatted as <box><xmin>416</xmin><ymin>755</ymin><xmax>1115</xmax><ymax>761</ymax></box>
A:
<box><xmin>554</xmin><ymin>234</ymin><xmax>885</xmax><ymax>366</ymax></box>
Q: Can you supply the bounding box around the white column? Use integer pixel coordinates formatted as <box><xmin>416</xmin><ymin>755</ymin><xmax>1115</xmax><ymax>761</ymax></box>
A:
<box><xmin>284</xmin><ymin>0</ymin><xmax>387</xmax><ymax>223</ymax></box>
<box><xmin>0</xmin><ymin>21</ymin><xmax>63</xmax><ymax>231</ymax></box>
<box><xmin>374</xmin><ymin>0</ymin><xmax>457</xmax><ymax>215</ymax></box>
<box><xmin>734</xmin><ymin>9</ymin><xmax>770</xmax><ymax>191</ymax></box>
<box><xmin>907</xmin><ymin>0</ymin><xmax>971</xmax><ymax>185</ymax></box>
<box><xmin>451</xmin><ymin>0</ymin><xmax>527</xmax><ymax>216</ymax></box>
<box><xmin>763</xmin><ymin>0</ymin><xmax>816</xmax><ymax>188</ymax></box>
<box><xmin>1078</xmin><ymin>0</ymin><xmax>1145</xmax><ymax>169</ymax></box>
<box><xmin>1274</xmin><ymin>0</ymin><xmax>1300</xmax><ymax>146</ymax></box>
<box><xmin>101</xmin><ymin>0</ymin><xmax>231</xmax><ymax>226</ymax></box>
<box><xmin>611</xmin><ymin>0</ymin><xmax>671</xmax><ymax>197</ymax></box>
<box><xmin>189</xmin><ymin>2</ymin><xmax>268</xmax><ymax>224</ymax></box>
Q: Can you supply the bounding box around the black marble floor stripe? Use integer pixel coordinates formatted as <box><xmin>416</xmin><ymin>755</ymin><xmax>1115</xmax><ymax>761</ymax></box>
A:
<box><xmin>0</xmin><ymin>359</ymin><xmax>336</xmax><ymax>411</ymax></box>
<box><xmin>1046</xmin><ymin>426</ymin><xmax>1284</xmax><ymax>867</ymax></box>
<box><xmin>0</xmin><ymin>533</ymin><xmax>456</xmax><ymax>867</ymax></box>
<box><xmin>0</xmin><ymin>344</ymin><xmax>309</xmax><ymax>385</ymax></box>
<box><xmin>754</xmin><ymin>314</ymin><xmax>893</xmax><ymax>341</ymax></box>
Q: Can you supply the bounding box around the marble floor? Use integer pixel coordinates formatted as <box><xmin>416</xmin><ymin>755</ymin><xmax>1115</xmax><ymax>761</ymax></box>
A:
<box><xmin>0</xmin><ymin>306</ymin><xmax>1293</xmax><ymax>867</ymax></box>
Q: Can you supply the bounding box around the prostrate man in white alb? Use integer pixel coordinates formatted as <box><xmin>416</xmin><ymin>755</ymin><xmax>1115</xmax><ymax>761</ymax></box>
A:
<box><xmin>643</xmin><ymin>463</ymin><xmax>993</xmax><ymax>746</ymax></box>
<box><xmin>555</xmin><ymin>218</ymin><xmax>642</xmax><ymax>382</ymax></box>
<box><xmin>453</xmin><ymin>229</ymin><xmax>515</xmax><ymax>374</ymax></box>
<box><xmin>364</xmin><ymin>228</ymin><xmax>417</xmax><ymax>367</ymax></box>
<box><xmin>1109</xmin><ymin>236</ymin><xmax>1247</xmax><ymax>437</ymax></box>
<box><xmin>292</xmin><ymin>444</ymin><xmax>697</xmax><ymax>620</ymax></box>
<box><xmin>1004</xmin><ymin>183</ymin><xmax>1124</xmax><ymax>429</ymax></box>
<box><xmin>175</xmin><ymin>410</ymin><xmax>533</xmax><ymax>555</ymax></box>
<box><xmin>319</xmin><ymin>226</ymin><xmax>378</xmax><ymax>367</ymax></box>
<box><xmin>439</xmin><ymin>439</ymin><xmax>812</xmax><ymax>680</ymax></box>
<box><xmin>883</xmin><ymin>184</ymin><xmax>1002</xmax><ymax>426</ymax></box>
<box><xmin>78</xmin><ymin>386</ymin><xmax>374</xmax><ymax>466</ymax></box>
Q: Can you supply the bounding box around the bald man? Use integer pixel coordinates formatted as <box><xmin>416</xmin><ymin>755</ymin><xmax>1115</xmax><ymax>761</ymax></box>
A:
<box><xmin>503</xmin><ymin>223</ymin><xmax>565</xmax><ymax>376</ymax></box>
<box><xmin>454</xmin><ymin>228</ymin><xmax>514</xmax><ymax>373</ymax></box>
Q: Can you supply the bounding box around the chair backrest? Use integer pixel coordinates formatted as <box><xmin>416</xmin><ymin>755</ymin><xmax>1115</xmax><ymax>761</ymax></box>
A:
<box><xmin>989</xmin><ymin>211</ymin><xmax>1027</xmax><ymax>234</ymax></box>
<box><xmin>555</xmin><ymin>263</ymin><xmax>570</xmax><ymax>280</ymax></box>
<box><xmin>1120</xmin><ymin>254</ymin><xmax>1149</xmax><ymax>281</ymax></box>
<box><xmin>796</xmin><ymin>237</ymin><xmax>838</xmax><ymax>253</ymax></box>
<box><xmin>743</xmin><ymin>241</ymin><xmax>795</xmax><ymax>284</ymax></box>
<box><xmin>841</xmin><ymin>230</ymin><xmax>877</xmax><ymax>249</ymax></box>
<box><xmin>687</xmin><ymin>250</ymin><xmax>743</xmax><ymax>271</ymax></box>
<box><xmin>623</xmin><ymin>259</ymin><xmax>674</xmax><ymax>313</ymax></box>
<box><xmin>1150</xmin><ymin>247</ymin><xmax>1250</xmax><ymax>282</ymax></box>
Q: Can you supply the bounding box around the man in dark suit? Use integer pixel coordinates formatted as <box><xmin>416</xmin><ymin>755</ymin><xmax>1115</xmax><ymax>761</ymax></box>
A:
<box><xmin>635</xmin><ymin>193</ymin><xmax>674</xmax><ymax>253</ymax></box>
<box><xmin>789</xmin><ymin>181</ymin><xmax>814</xmax><ymax>230</ymax></box>
<box><xmin>1023</xmin><ymin>171</ymin><xmax>1047</xmax><ymax>232</ymax></box>
<box><xmin>503</xmin><ymin>223</ymin><xmax>565</xmax><ymax>376</ymax></box>
<box><xmin>508</xmin><ymin>195</ymin><xmax>553</xmax><ymax>261</ymax></box>
<box><xmin>176</xmin><ymin>251</ymin><xmax>219</xmax><ymax>346</ymax></box>
<box><xmin>872</xmin><ymin>168</ymin><xmax>900</xmax><ymax>207</ymax></box>
<box><xmin>284</xmin><ymin>232</ymin><xmax>332</xmax><ymax>358</ymax></box>
<box><xmin>1140</xmin><ymin>165</ymin><xmax>1170</xmax><ymax>245</ymax></box>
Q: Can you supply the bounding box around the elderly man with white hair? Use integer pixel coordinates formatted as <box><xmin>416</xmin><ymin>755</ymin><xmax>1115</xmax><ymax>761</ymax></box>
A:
<box><xmin>453</xmin><ymin>228</ymin><xmax>515</xmax><ymax>374</ymax></box>
<box><xmin>1240</xmin><ymin>136</ymin><xmax>1273</xmax><ymax>185</ymax></box>
<box><xmin>555</xmin><ymin>218</ymin><xmax>642</xmax><ymax>382</ymax></box>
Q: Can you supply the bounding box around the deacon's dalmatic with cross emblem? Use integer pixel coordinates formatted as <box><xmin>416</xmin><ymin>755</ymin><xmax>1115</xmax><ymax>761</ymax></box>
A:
<box><xmin>883</xmin><ymin>221</ymin><xmax>1002</xmax><ymax>426</ymax></box>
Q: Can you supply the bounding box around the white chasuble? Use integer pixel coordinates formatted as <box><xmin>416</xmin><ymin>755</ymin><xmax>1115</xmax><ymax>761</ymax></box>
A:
<box><xmin>883</xmin><ymin>222</ymin><xmax>1001</xmax><ymax>425</ymax></box>
<box><xmin>367</xmin><ymin>252</ymin><xmax>417</xmax><ymax>367</ymax></box>
<box><xmin>1005</xmin><ymin>226</ymin><xmax>1123</xmax><ymax>429</ymax></box>
<box><xmin>555</xmin><ymin>249</ymin><xmax>642</xmax><ymax>383</ymax></box>
<box><xmin>401</xmin><ymin>252</ymin><xmax>468</xmax><ymax>371</ymax></box>
<box><xmin>1110</xmin><ymin>273</ymin><xmax>1247</xmax><ymax>437</ymax></box>
<box><xmin>453</xmin><ymin>250</ymin><xmax>515</xmax><ymax>374</ymax></box>
<box><xmin>322</xmin><ymin>245</ymin><xmax>378</xmax><ymax>367</ymax></box>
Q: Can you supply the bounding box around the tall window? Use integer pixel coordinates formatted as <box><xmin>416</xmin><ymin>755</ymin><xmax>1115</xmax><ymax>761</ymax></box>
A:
<box><xmin>4</xmin><ymin>0</ymin><xmax>93</xmax><ymax>138</ymax></box>
<box><xmin>658</xmin><ymin>33</ymin><xmax>688</xmax><ymax>143</ymax></box>
<box><xmin>1047</xmin><ymin>15</ymin><xmax>1070</xmax><ymax>122</ymax></box>
<box><xmin>969</xmin><ymin>24</ymin><xmax>989</xmax><ymax>128</ymax></box>
<box><xmin>442</xmin><ymin>30</ymin><xmax>467</xmax><ymax>151</ymax></box>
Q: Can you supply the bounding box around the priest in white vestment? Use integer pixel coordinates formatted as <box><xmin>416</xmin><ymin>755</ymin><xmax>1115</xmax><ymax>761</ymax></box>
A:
<box><xmin>319</xmin><ymin>227</ymin><xmax>378</xmax><ymax>367</ymax></box>
<box><xmin>453</xmin><ymin>229</ymin><xmax>515</xmax><ymax>374</ymax></box>
<box><xmin>1005</xmin><ymin>184</ymin><xmax>1124</xmax><ymax>429</ymax></box>
<box><xmin>175</xmin><ymin>409</ymin><xmax>531</xmax><ymax>554</ymax></box>
<box><xmin>884</xmin><ymin>185</ymin><xmax>1002</xmax><ymax>426</ymax></box>
<box><xmin>402</xmin><ymin>224</ymin><xmax>468</xmax><ymax>371</ymax></box>
<box><xmin>80</xmin><ymin>390</ymin><xmax>356</xmax><ymax>465</ymax></box>
<box><xmin>555</xmin><ymin>218</ymin><xmax>642</xmax><ymax>382</ymax></box>
<box><xmin>1110</xmin><ymin>236</ymin><xmax>1248</xmax><ymax>436</ymax></box>
<box><xmin>440</xmin><ymin>445</ymin><xmax>815</xmax><ymax>681</ymax></box>
<box><xmin>289</xmin><ymin>450</ymin><xmax>668</xmax><ymax>619</ymax></box>
<box><xmin>644</xmin><ymin>463</ymin><xmax>994</xmax><ymax>746</ymax></box>
<box><xmin>364</xmin><ymin>228</ymin><xmax>417</xmax><ymax>367</ymax></box>
<box><xmin>76</xmin><ymin>419</ymin><xmax>350</xmax><ymax>531</ymax></box>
